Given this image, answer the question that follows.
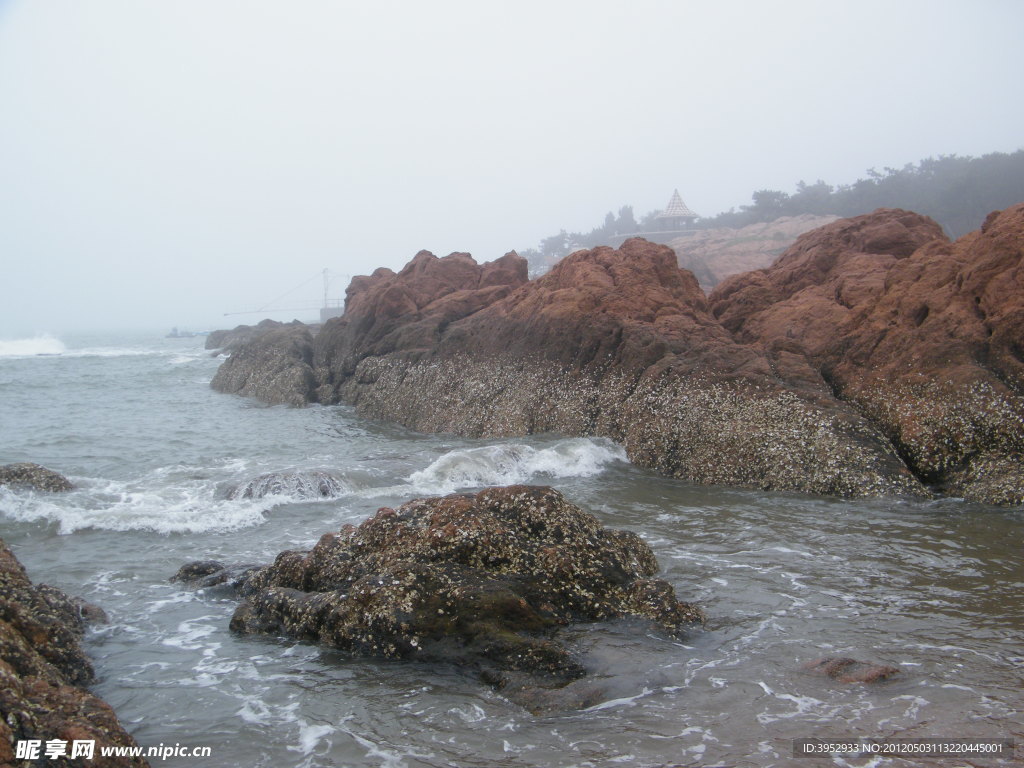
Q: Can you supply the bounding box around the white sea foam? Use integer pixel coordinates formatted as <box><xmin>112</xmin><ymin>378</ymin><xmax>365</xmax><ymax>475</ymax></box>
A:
<box><xmin>0</xmin><ymin>473</ymin><xmax>282</xmax><ymax>534</ymax></box>
<box><xmin>0</xmin><ymin>334</ymin><xmax>66</xmax><ymax>357</ymax></box>
<box><xmin>402</xmin><ymin>437</ymin><xmax>628</xmax><ymax>495</ymax></box>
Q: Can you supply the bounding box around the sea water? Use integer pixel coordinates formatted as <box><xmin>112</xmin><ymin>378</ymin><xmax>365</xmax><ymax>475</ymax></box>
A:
<box><xmin>0</xmin><ymin>331</ymin><xmax>1021</xmax><ymax>767</ymax></box>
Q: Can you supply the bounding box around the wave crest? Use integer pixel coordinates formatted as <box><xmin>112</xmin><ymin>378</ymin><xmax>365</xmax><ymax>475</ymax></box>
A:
<box><xmin>405</xmin><ymin>438</ymin><xmax>627</xmax><ymax>495</ymax></box>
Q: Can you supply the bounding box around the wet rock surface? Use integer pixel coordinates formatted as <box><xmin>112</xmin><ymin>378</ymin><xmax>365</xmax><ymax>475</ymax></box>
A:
<box><xmin>0</xmin><ymin>538</ymin><xmax>148</xmax><ymax>767</ymax></box>
<box><xmin>0</xmin><ymin>463</ymin><xmax>73</xmax><ymax>493</ymax></box>
<box><xmin>178</xmin><ymin>486</ymin><xmax>701</xmax><ymax>709</ymax></box>
<box><xmin>210</xmin><ymin>207</ymin><xmax>1024</xmax><ymax>503</ymax></box>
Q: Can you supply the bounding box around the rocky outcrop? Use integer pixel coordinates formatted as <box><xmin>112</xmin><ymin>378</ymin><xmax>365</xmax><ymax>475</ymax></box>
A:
<box><xmin>0</xmin><ymin>463</ymin><xmax>73</xmax><ymax>493</ymax></box>
<box><xmin>710</xmin><ymin>206</ymin><xmax>1024</xmax><ymax>504</ymax></box>
<box><xmin>205</xmin><ymin>318</ymin><xmax>312</xmax><ymax>352</ymax></box>
<box><xmin>179</xmin><ymin>486</ymin><xmax>700</xmax><ymax>710</ymax></box>
<box><xmin>670</xmin><ymin>214</ymin><xmax>840</xmax><ymax>290</ymax></box>
<box><xmin>210</xmin><ymin>207</ymin><xmax>1024</xmax><ymax>503</ymax></box>
<box><xmin>210</xmin><ymin>324</ymin><xmax>316</xmax><ymax>406</ymax></box>
<box><xmin>309</xmin><ymin>241</ymin><xmax>921</xmax><ymax>498</ymax></box>
<box><xmin>0</xmin><ymin>539</ymin><xmax>148</xmax><ymax>767</ymax></box>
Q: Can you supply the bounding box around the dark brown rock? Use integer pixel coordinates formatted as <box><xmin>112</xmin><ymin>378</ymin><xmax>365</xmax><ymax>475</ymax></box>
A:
<box><xmin>0</xmin><ymin>538</ymin><xmax>148</xmax><ymax>767</ymax></box>
<box><xmin>186</xmin><ymin>486</ymin><xmax>701</xmax><ymax>706</ymax></box>
<box><xmin>0</xmin><ymin>464</ymin><xmax>72</xmax><ymax>493</ymax></box>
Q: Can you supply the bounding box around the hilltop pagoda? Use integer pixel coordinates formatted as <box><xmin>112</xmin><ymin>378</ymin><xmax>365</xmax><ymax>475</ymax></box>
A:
<box><xmin>653</xmin><ymin>189</ymin><xmax>699</xmax><ymax>230</ymax></box>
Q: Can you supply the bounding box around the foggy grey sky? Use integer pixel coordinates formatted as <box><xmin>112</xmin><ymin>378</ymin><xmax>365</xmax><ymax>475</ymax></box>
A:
<box><xmin>1</xmin><ymin>0</ymin><xmax>1022</xmax><ymax>335</ymax></box>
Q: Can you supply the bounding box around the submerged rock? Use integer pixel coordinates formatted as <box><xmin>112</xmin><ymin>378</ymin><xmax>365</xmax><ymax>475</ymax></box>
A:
<box><xmin>0</xmin><ymin>463</ymin><xmax>73</xmax><ymax>493</ymax></box>
<box><xmin>0</xmin><ymin>538</ymin><xmax>148</xmax><ymax>767</ymax></box>
<box><xmin>803</xmin><ymin>656</ymin><xmax>900</xmax><ymax>683</ymax></box>
<box><xmin>179</xmin><ymin>486</ymin><xmax>701</xmax><ymax>707</ymax></box>
<box><xmin>226</xmin><ymin>470</ymin><xmax>346</xmax><ymax>500</ymax></box>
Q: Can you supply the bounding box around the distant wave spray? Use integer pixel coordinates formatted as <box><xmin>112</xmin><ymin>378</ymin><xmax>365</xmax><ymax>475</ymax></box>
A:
<box><xmin>0</xmin><ymin>334</ymin><xmax>66</xmax><ymax>357</ymax></box>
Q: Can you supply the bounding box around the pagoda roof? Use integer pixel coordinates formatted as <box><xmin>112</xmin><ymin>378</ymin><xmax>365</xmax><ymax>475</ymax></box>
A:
<box><xmin>655</xmin><ymin>189</ymin><xmax>698</xmax><ymax>219</ymax></box>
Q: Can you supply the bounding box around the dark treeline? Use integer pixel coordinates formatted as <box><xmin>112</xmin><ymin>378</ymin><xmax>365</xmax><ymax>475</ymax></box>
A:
<box><xmin>521</xmin><ymin>150</ymin><xmax>1024</xmax><ymax>265</ymax></box>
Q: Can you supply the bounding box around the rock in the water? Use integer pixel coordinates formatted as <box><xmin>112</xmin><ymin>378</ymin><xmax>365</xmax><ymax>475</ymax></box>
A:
<box><xmin>0</xmin><ymin>538</ymin><xmax>148</xmax><ymax>766</ymax></box>
<box><xmin>0</xmin><ymin>463</ymin><xmax>73</xmax><ymax>492</ymax></box>
<box><xmin>210</xmin><ymin>324</ymin><xmax>316</xmax><ymax>406</ymax></box>
<box><xmin>227</xmin><ymin>470</ymin><xmax>346</xmax><ymax>500</ymax></box>
<box><xmin>803</xmin><ymin>656</ymin><xmax>900</xmax><ymax>683</ymax></box>
<box><xmin>182</xmin><ymin>486</ymin><xmax>701</xmax><ymax>705</ymax></box>
<box><xmin>169</xmin><ymin>560</ymin><xmax>260</xmax><ymax>592</ymax></box>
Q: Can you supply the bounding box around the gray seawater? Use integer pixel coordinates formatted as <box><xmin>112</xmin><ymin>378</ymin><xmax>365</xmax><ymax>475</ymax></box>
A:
<box><xmin>0</xmin><ymin>332</ymin><xmax>1021</xmax><ymax>768</ymax></box>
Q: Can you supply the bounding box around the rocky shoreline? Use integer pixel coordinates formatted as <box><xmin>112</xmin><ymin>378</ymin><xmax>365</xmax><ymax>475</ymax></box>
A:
<box><xmin>210</xmin><ymin>206</ymin><xmax>1024</xmax><ymax>505</ymax></box>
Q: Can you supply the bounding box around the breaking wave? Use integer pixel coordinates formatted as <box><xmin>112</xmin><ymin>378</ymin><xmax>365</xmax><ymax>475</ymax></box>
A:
<box><xmin>404</xmin><ymin>437</ymin><xmax>628</xmax><ymax>495</ymax></box>
<box><xmin>0</xmin><ymin>460</ymin><xmax>348</xmax><ymax>534</ymax></box>
<box><xmin>0</xmin><ymin>334</ymin><xmax>66</xmax><ymax>357</ymax></box>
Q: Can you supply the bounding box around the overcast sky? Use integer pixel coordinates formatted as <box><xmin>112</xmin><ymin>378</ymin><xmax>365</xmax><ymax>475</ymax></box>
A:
<box><xmin>1</xmin><ymin>0</ymin><xmax>1022</xmax><ymax>335</ymax></box>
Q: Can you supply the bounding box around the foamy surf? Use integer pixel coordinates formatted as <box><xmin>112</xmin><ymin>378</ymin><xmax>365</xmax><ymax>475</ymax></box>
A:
<box><xmin>0</xmin><ymin>473</ymin><xmax>279</xmax><ymax>535</ymax></box>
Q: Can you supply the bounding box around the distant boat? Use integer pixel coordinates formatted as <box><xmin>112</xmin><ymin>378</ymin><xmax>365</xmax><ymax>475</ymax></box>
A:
<box><xmin>166</xmin><ymin>327</ymin><xmax>197</xmax><ymax>338</ymax></box>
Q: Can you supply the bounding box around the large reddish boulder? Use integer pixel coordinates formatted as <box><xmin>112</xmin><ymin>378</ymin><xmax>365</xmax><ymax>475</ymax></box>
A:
<box><xmin>710</xmin><ymin>206</ymin><xmax>1024</xmax><ymax>504</ymax></box>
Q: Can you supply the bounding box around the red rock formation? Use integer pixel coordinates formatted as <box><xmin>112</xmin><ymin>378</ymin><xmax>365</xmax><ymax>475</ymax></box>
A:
<box><xmin>210</xmin><ymin>208</ymin><xmax>1023</xmax><ymax>503</ymax></box>
<box><xmin>710</xmin><ymin>206</ymin><xmax>1024</xmax><ymax>503</ymax></box>
<box><xmin>311</xmin><ymin>250</ymin><xmax>528</xmax><ymax>388</ymax></box>
<box><xmin>313</xmin><ymin>239</ymin><xmax>922</xmax><ymax>498</ymax></box>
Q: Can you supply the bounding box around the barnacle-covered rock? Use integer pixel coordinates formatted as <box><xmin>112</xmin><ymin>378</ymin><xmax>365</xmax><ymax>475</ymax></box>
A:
<box><xmin>186</xmin><ymin>486</ymin><xmax>701</xmax><ymax>705</ymax></box>
<box><xmin>0</xmin><ymin>538</ymin><xmax>148</xmax><ymax>767</ymax></box>
<box><xmin>0</xmin><ymin>463</ymin><xmax>73</xmax><ymax>493</ymax></box>
<box><xmin>210</xmin><ymin>209</ymin><xmax>1024</xmax><ymax>503</ymax></box>
<box><xmin>711</xmin><ymin>205</ymin><xmax>1024</xmax><ymax>504</ymax></box>
<box><xmin>210</xmin><ymin>324</ymin><xmax>316</xmax><ymax>406</ymax></box>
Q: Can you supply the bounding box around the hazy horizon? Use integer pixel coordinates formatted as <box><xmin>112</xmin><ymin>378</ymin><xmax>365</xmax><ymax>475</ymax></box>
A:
<box><xmin>2</xmin><ymin>0</ymin><xmax>1022</xmax><ymax>335</ymax></box>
